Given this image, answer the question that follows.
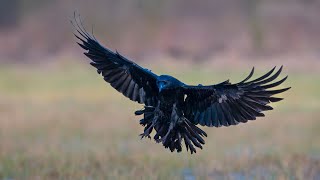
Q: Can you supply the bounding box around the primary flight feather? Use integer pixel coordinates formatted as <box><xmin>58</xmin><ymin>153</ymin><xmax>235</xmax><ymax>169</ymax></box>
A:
<box><xmin>72</xmin><ymin>15</ymin><xmax>290</xmax><ymax>154</ymax></box>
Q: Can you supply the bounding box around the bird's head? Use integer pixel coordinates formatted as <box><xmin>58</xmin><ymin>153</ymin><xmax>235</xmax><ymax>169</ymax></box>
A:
<box><xmin>157</xmin><ymin>75</ymin><xmax>184</xmax><ymax>93</ymax></box>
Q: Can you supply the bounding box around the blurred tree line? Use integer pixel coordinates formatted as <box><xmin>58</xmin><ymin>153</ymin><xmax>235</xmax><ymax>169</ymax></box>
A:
<box><xmin>0</xmin><ymin>0</ymin><xmax>49</xmax><ymax>28</ymax></box>
<box><xmin>1</xmin><ymin>0</ymin><xmax>320</xmax><ymax>62</ymax></box>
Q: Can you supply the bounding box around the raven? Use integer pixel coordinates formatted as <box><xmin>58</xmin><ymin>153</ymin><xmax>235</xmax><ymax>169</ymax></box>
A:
<box><xmin>72</xmin><ymin>17</ymin><xmax>290</xmax><ymax>154</ymax></box>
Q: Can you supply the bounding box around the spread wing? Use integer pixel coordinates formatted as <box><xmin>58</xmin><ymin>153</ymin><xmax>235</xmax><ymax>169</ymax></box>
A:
<box><xmin>72</xmin><ymin>15</ymin><xmax>159</xmax><ymax>106</ymax></box>
<box><xmin>183</xmin><ymin>66</ymin><xmax>290</xmax><ymax>127</ymax></box>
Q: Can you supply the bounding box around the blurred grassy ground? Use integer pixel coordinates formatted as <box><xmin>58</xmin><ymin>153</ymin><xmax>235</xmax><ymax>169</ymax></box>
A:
<box><xmin>0</xmin><ymin>59</ymin><xmax>319</xmax><ymax>179</ymax></box>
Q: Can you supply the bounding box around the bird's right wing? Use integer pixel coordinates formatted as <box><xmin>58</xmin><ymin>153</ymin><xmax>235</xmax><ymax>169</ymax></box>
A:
<box><xmin>72</xmin><ymin>15</ymin><xmax>159</xmax><ymax>106</ymax></box>
<box><xmin>182</xmin><ymin>66</ymin><xmax>290</xmax><ymax>127</ymax></box>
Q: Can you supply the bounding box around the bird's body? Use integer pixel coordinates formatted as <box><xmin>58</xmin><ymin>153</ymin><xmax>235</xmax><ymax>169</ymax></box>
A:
<box><xmin>72</xmin><ymin>15</ymin><xmax>290</xmax><ymax>154</ymax></box>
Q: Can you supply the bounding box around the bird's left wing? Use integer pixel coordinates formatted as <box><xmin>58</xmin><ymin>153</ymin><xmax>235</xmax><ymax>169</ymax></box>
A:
<box><xmin>182</xmin><ymin>66</ymin><xmax>290</xmax><ymax>127</ymax></box>
<box><xmin>72</xmin><ymin>16</ymin><xmax>159</xmax><ymax>106</ymax></box>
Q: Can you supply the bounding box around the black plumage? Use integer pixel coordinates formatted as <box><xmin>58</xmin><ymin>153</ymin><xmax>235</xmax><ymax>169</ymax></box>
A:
<box><xmin>72</xmin><ymin>15</ymin><xmax>290</xmax><ymax>154</ymax></box>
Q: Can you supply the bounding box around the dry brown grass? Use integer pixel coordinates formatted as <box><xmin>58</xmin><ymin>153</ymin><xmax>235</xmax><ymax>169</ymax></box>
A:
<box><xmin>0</xmin><ymin>58</ymin><xmax>319</xmax><ymax>179</ymax></box>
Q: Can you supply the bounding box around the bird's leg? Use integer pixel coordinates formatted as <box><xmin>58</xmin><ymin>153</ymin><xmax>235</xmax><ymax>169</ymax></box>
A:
<box><xmin>154</xmin><ymin>103</ymin><xmax>164</xmax><ymax>118</ymax></box>
<box><xmin>140</xmin><ymin>117</ymin><xmax>157</xmax><ymax>139</ymax></box>
<box><xmin>140</xmin><ymin>101</ymin><xmax>162</xmax><ymax>139</ymax></box>
<box><xmin>161</xmin><ymin>120</ymin><xmax>174</xmax><ymax>143</ymax></box>
<box><xmin>160</xmin><ymin>103</ymin><xmax>178</xmax><ymax>143</ymax></box>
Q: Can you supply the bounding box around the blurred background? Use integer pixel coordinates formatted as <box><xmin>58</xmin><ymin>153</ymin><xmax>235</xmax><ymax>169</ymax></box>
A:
<box><xmin>0</xmin><ymin>0</ymin><xmax>319</xmax><ymax>179</ymax></box>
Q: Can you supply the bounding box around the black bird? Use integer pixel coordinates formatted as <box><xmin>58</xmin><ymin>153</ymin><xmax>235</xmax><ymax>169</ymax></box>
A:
<box><xmin>72</xmin><ymin>16</ymin><xmax>290</xmax><ymax>154</ymax></box>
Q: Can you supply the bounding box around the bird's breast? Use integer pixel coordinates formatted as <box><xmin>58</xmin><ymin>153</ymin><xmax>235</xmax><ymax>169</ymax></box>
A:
<box><xmin>159</xmin><ymin>90</ymin><xmax>178</xmax><ymax>103</ymax></box>
<box><xmin>159</xmin><ymin>89</ymin><xmax>183</xmax><ymax>112</ymax></box>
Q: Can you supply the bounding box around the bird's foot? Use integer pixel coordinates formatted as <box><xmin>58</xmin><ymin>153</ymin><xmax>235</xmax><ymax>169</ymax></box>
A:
<box><xmin>139</xmin><ymin>125</ymin><xmax>153</xmax><ymax>139</ymax></box>
<box><xmin>139</xmin><ymin>133</ymin><xmax>151</xmax><ymax>139</ymax></box>
<box><xmin>140</xmin><ymin>118</ymin><xmax>158</xmax><ymax>139</ymax></box>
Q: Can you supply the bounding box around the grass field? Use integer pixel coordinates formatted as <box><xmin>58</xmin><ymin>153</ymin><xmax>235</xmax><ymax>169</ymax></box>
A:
<box><xmin>0</xmin><ymin>59</ymin><xmax>319</xmax><ymax>179</ymax></box>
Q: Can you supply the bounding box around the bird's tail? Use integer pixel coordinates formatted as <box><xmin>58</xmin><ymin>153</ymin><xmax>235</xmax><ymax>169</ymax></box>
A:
<box><xmin>135</xmin><ymin>106</ymin><xmax>207</xmax><ymax>154</ymax></box>
<box><xmin>160</xmin><ymin>118</ymin><xmax>207</xmax><ymax>154</ymax></box>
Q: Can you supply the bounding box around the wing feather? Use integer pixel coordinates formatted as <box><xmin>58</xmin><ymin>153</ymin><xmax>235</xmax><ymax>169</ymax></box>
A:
<box><xmin>72</xmin><ymin>15</ymin><xmax>159</xmax><ymax>106</ymax></box>
<box><xmin>183</xmin><ymin>67</ymin><xmax>290</xmax><ymax>127</ymax></box>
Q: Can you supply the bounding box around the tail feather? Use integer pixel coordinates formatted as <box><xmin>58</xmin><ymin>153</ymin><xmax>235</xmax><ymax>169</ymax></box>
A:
<box><xmin>135</xmin><ymin>106</ymin><xmax>206</xmax><ymax>154</ymax></box>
